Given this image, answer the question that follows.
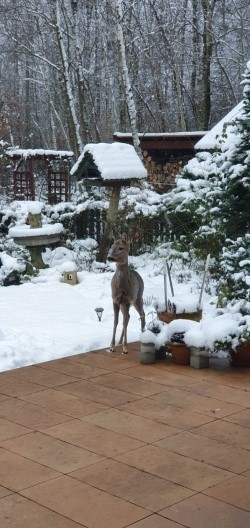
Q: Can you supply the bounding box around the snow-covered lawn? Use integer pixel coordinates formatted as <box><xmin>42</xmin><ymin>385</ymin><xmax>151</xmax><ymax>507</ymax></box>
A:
<box><xmin>0</xmin><ymin>252</ymin><xmax>216</xmax><ymax>372</ymax></box>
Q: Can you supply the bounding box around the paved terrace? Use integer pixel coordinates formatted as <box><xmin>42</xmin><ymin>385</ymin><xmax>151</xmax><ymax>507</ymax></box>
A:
<box><xmin>0</xmin><ymin>342</ymin><xmax>250</xmax><ymax>528</ymax></box>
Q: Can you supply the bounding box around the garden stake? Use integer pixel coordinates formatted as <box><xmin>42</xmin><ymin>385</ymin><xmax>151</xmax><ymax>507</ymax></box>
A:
<box><xmin>198</xmin><ymin>254</ymin><xmax>210</xmax><ymax>309</ymax></box>
<box><xmin>167</xmin><ymin>262</ymin><xmax>175</xmax><ymax>297</ymax></box>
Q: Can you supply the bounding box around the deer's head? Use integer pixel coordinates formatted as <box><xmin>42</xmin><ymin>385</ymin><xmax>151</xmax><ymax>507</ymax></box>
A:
<box><xmin>107</xmin><ymin>233</ymin><xmax>130</xmax><ymax>265</ymax></box>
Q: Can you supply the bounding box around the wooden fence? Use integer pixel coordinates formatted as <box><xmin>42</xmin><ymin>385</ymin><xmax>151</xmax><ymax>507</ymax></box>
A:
<box><xmin>74</xmin><ymin>209</ymin><xmax>168</xmax><ymax>255</ymax></box>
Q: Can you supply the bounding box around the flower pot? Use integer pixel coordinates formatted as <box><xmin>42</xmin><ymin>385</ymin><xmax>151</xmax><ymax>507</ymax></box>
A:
<box><xmin>168</xmin><ymin>342</ymin><xmax>191</xmax><ymax>365</ymax></box>
<box><xmin>230</xmin><ymin>342</ymin><xmax>250</xmax><ymax>367</ymax></box>
<box><xmin>158</xmin><ymin>310</ymin><xmax>202</xmax><ymax>324</ymax></box>
<box><xmin>140</xmin><ymin>342</ymin><xmax>156</xmax><ymax>364</ymax></box>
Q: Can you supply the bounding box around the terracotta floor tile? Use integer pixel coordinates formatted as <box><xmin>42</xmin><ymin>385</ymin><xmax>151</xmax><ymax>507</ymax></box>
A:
<box><xmin>0</xmin><ymin>374</ymin><xmax>43</xmax><ymax>396</ymax></box>
<box><xmin>90</xmin><ymin>371</ymin><xmax>169</xmax><ymax>397</ymax></box>
<box><xmin>68</xmin><ymin>351</ymin><xmax>138</xmax><ymax>370</ymax></box>
<box><xmin>154</xmin><ymin>431</ymin><xmax>250</xmax><ymax>473</ymax></box>
<box><xmin>122</xmin><ymin>365</ymin><xmax>198</xmax><ymax>387</ymax></box>
<box><xmin>0</xmin><ymin>486</ymin><xmax>13</xmax><ymax>498</ymax></box>
<box><xmin>5</xmin><ymin>365</ymin><xmax>79</xmax><ymax>387</ymax></box>
<box><xmin>38</xmin><ymin>359</ymin><xmax>110</xmax><ymax>378</ymax></box>
<box><xmin>115</xmin><ymin>445</ymin><xmax>233</xmax><ymax>492</ymax></box>
<box><xmin>184</xmin><ymin>380</ymin><xmax>250</xmax><ymax>407</ymax></box>
<box><xmin>99</xmin><ymin>344</ymin><xmax>141</xmax><ymax>363</ymax></box>
<box><xmin>0</xmin><ymin>394</ymin><xmax>11</xmax><ymax>402</ymax></box>
<box><xmin>0</xmin><ymin>448</ymin><xmax>59</xmax><ymax>491</ymax></box>
<box><xmin>21</xmin><ymin>475</ymin><xmax>150</xmax><ymax>528</ymax></box>
<box><xmin>223</xmin><ymin>408</ymin><xmax>250</xmax><ymax>427</ymax></box>
<box><xmin>0</xmin><ymin>416</ymin><xmax>32</xmax><ymax>441</ymax></box>
<box><xmin>1</xmin><ymin>431</ymin><xmax>105</xmax><ymax>473</ymax></box>
<box><xmin>69</xmin><ymin>459</ymin><xmax>195</xmax><ymax>511</ymax></box>
<box><xmin>151</xmin><ymin>387</ymin><xmax>243</xmax><ymax>417</ymax></box>
<box><xmin>204</xmin><ymin>474</ymin><xmax>250</xmax><ymax>511</ymax></box>
<box><xmin>160</xmin><ymin>493</ymin><xmax>250</xmax><ymax>528</ymax></box>
<box><xmin>59</xmin><ymin>378</ymin><xmax>142</xmax><ymax>406</ymax></box>
<box><xmin>0</xmin><ymin>398</ymin><xmax>72</xmax><ymax>430</ymax></box>
<box><xmin>119</xmin><ymin>398</ymin><xmax>213</xmax><ymax>430</ymax></box>
<box><xmin>0</xmin><ymin>494</ymin><xmax>85</xmax><ymax>528</ymax></box>
<box><xmin>127</xmin><ymin>515</ymin><xmax>185</xmax><ymax>528</ymax></box>
<box><xmin>41</xmin><ymin>418</ymin><xmax>145</xmax><ymax>457</ymax></box>
<box><xmin>20</xmin><ymin>388</ymin><xmax>109</xmax><ymax>417</ymax></box>
<box><xmin>82</xmin><ymin>408</ymin><xmax>179</xmax><ymax>443</ymax></box>
<box><xmin>194</xmin><ymin>419</ymin><xmax>250</xmax><ymax>450</ymax></box>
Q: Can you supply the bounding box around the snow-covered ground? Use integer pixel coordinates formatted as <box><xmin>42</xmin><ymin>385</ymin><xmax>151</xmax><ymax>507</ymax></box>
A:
<box><xmin>0</xmin><ymin>250</ymin><xmax>217</xmax><ymax>372</ymax></box>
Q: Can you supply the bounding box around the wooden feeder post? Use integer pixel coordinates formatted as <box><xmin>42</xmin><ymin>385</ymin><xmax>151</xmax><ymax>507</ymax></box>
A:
<box><xmin>97</xmin><ymin>185</ymin><xmax>121</xmax><ymax>262</ymax></box>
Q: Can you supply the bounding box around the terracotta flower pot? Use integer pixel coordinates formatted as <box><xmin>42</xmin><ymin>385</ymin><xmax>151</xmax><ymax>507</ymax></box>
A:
<box><xmin>230</xmin><ymin>342</ymin><xmax>250</xmax><ymax>367</ymax></box>
<box><xmin>168</xmin><ymin>342</ymin><xmax>191</xmax><ymax>365</ymax></box>
<box><xmin>158</xmin><ymin>310</ymin><xmax>202</xmax><ymax>324</ymax></box>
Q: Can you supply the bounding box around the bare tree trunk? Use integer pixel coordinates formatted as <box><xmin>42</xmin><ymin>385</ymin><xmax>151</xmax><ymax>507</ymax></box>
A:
<box><xmin>53</xmin><ymin>0</ymin><xmax>83</xmax><ymax>155</ymax></box>
<box><xmin>115</xmin><ymin>0</ymin><xmax>142</xmax><ymax>159</ymax></box>
<box><xmin>199</xmin><ymin>0</ymin><xmax>217</xmax><ymax>129</ymax></box>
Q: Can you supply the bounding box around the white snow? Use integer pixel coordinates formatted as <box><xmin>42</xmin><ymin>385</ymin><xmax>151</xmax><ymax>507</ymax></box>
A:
<box><xmin>195</xmin><ymin>101</ymin><xmax>244</xmax><ymax>150</ymax></box>
<box><xmin>9</xmin><ymin>223</ymin><xmax>64</xmax><ymax>237</ymax></box>
<box><xmin>7</xmin><ymin>148</ymin><xmax>74</xmax><ymax>159</ymax></box>
<box><xmin>70</xmin><ymin>142</ymin><xmax>147</xmax><ymax>180</ymax></box>
<box><xmin>0</xmin><ymin>247</ymin><xmax>249</xmax><ymax>372</ymax></box>
<box><xmin>27</xmin><ymin>201</ymin><xmax>43</xmax><ymax>214</ymax></box>
<box><xmin>0</xmin><ymin>250</ymin><xmax>210</xmax><ymax>372</ymax></box>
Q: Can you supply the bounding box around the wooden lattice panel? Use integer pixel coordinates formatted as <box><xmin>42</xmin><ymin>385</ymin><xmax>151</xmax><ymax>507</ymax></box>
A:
<box><xmin>13</xmin><ymin>171</ymin><xmax>35</xmax><ymax>200</ymax></box>
<box><xmin>48</xmin><ymin>170</ymin><xmax>69</xmax><ymax>204</ymax></box>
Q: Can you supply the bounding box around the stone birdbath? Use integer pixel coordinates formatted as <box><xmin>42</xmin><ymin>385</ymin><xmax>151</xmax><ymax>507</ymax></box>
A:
<box><xmin>9</xmin><ymin>202</ymin><xmax>64</xmax><ymax>269</ymax></box>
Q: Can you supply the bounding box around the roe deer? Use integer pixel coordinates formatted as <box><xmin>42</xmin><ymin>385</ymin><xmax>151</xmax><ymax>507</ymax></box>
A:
<box><xmin>107</xmin><ymin>233</ymin><xmax>145</xmax><ymax>354</ymax></box>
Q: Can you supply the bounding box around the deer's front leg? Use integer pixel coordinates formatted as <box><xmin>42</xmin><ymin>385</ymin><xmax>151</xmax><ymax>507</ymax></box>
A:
<box><xmin>120</xmin><ymin>304</ymin><xmax>130</xmax><ymax>354</ymax></box>
<box><xmin>110</xmin><ymin>303</ymin><xmax>119</xmax><ymax>352</ymax></box>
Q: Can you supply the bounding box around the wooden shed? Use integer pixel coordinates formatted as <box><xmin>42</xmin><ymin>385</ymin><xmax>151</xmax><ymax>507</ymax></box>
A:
<box><xmin>113</xmin><ymin>132</ymin><xmax>206</xmax><ymax>192</ymax></box>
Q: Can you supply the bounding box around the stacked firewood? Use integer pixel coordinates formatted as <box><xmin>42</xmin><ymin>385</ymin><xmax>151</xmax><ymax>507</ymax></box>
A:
<box><xmin>142</xmin><ymin>150</ymin><xmax>183</xmax><ymax>192</ymax></box>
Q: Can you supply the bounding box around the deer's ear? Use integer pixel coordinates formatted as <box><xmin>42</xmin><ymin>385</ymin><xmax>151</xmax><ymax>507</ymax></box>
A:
<box><xmin>121</xmin><ymin>233</ymin><xmax>130</xmax><ymax>243</ymax></box>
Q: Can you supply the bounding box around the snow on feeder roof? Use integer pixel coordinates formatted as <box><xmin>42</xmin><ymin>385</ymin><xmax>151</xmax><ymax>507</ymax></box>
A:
<box><xmin>195</xmin><ymin>101</ymin><xmax>244</xmax><ymax>151</ymax></box>
<box><xmin>70</xmin><ymin>142</ymin><xmax>147</xmax><ymax>184</ymax></box>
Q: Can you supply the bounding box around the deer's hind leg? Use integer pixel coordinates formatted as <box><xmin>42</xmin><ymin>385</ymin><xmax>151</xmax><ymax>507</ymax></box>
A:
<box><xmin>110</xmin><ymin>303</ymin><xmax>120</xmax><ymax>352</ymax></box>
<box><xmin>134</xmin><ymin>298</ymin><xmax>145</xmax><ymax>332</ymax></box>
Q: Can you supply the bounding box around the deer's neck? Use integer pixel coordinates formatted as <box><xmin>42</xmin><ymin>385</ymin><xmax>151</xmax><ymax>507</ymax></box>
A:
<box><xmin>116</xmin><ymin>262</ymin><xmax>128</xmax><ymax>273</ymax></box>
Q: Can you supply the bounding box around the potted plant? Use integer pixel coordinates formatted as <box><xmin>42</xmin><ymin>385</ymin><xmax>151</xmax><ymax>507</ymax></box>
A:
<box><xmin>146</xmin><ymin>315</ymin><xmax>168</xmax><ymax>360</ymax></box>
<box><xmin>166</xmin><ymin>319</ymin><xmax>200</xmax><ymax>365</ymax></box>
<box><xmin>154</xmin><ymin>256</ymin><xmax>210</xmax><ymax>324</ymax></box>
<box><xmin>155</xmin><ymin>297</ymin><xmax>202</xmax><ymax>323</ymax></box>
<box><xmin>212</xmin><ymin>312</ymin><xmax>250</xmax><ymax>367</ymax></box>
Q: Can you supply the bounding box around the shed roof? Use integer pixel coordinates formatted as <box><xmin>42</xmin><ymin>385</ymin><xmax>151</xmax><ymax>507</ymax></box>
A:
<box><xmin>113</xmin><ymin>131</ymin><xmax>206</xmax><ymax>150</ymax></box>
<box><xmin>70</xmin><ymin>142</ymin><xmax>147</xmax><ymax>182</ymax></box>
<box><xmin>195</xmin><ymin>101</ymin><xmax>244</xmax><ymax>150</ymax></box>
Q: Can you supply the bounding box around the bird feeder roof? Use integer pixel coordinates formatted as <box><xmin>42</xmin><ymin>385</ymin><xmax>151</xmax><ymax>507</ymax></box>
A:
<box><xmin>70</xmin><ymin>142</ymin><xmax>147</xmax><ymax>183</ymax></box>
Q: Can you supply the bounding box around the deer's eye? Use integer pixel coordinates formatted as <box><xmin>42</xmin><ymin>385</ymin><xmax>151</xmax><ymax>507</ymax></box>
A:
<box><xmin>118</xmin><ymin>246</ymin><xmax>123</xmax><ymax>250</ymax></box>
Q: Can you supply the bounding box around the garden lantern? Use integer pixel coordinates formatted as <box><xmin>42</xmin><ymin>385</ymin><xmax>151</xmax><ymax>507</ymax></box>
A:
<box><xmin>95</xmin><ymin>307</ymin><xmax>104</xmax><ymax>322</ymax></box>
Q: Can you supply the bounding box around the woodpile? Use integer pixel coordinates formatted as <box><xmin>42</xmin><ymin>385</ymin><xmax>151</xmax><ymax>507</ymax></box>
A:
<box><xmin>142</xmin><ymin>150</ymin><xmax>183</xmax><ymax>193</ymax></box>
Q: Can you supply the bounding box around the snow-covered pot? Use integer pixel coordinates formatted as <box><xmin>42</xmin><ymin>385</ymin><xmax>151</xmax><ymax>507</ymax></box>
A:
<box><xmin>158</xmin><ymin>310</ymin><xmax>202</xmax><ymax>323</ymax></box>
<box><xmin>156</xmin><ymin>296</ymin><xmax>202</xmax><ymax>324</ymax></box>
<box><xmin>140</xmin><ymin>330</ymin><xmax>156</xmax><ymax>364</ymax></box>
